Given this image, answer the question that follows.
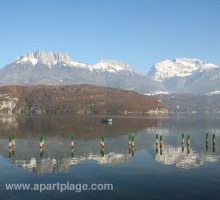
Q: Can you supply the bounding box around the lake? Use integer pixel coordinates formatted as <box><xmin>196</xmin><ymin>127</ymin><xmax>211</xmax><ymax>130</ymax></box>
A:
<box><xmin>0</xmin><ymin>115</ymin><xmax>220</xmax><ymax>200</ymax></box>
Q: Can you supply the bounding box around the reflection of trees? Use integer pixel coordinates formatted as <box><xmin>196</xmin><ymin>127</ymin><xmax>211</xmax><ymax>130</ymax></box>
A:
<box><xmin>0</xmin><ymin>116</ymin><xmax>163</xmax><ymax>139</ymax></box>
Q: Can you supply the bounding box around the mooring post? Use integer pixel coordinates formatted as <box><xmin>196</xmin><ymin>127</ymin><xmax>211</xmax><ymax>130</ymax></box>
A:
<box><xmin>182</xmin><ymin>133</ymin><xmax>184</xmax><ymax>145</ymax></box>
<box><xmin>100</xmin><ymin>135</ymin><xmax>105</xmax><ymax>148</ymax></box>
<box><xmin>71</xmin><ymin>134</ymin><xmax>74</xmax><ymax>148</ymax></box>
<box><xmin>8</xmin><ymin>136</ymin><xmax>12</xmax><ymax>148</ymax></box>
<box><xmin>156</xmin><ymin>134</ymin><xmax>159</xmax><ymax>145</ymax></box>
<box><xmin>131</xmin><ymin>136</ymin><xmax>135</xmax><ymax>147</ymax></box>
<box><xmin>187</xmin><ymin>135</ymin><xmax>190</xmax><ymax>146</ymax></box>
<box><xmin>12</xmin><ymin>135</ymin><xmax>15</xmax><ymax>147</ymax></box>
<box><xmin>128</xmin><ymin>135</ymin><xmax>131</xmax><ymax>146</ymax></box>
<box><xmin>160</xmin><ymin>135</ymin><xmax>163</xmax><ymax>148</ymax></box>
<box><xmin>40</xmin><ymin>135</ymin><xmax>45</xmax><ymax>148</ymax></box>
<box><xmin>213</xmin><ymin>134</ymin><xmax>216</xmax><ymax>146</ymax></box>
<box><xmin>206</xmin><ymin>133</ymin><xmax>208</xmax><ymax>150</ymax></box>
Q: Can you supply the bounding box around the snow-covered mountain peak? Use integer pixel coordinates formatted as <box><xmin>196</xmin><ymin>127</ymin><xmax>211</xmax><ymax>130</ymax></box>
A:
<box><xmin>93</xmin><ymin>59</ymin><xmax>134</xmax><ymax>73</ymax></box>
<box><xmin>15</xmin><ymin>50</ymin><xmax>91</xmax><ymax>69</ymax></box>
<box><xmin>148</xmin><ymin>58</ymin><xmax>218</xmax><ymax>81</ymax></box>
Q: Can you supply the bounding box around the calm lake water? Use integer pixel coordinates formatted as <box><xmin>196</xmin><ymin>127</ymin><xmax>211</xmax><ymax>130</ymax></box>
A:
<box><xmin>0</xmin><ymin>115</ymin><xmax>220</xmax><ymax>200</ymax></box>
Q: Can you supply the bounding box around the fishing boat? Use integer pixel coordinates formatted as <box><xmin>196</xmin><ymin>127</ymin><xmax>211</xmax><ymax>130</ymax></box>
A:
<box><xmin>101</xmin><ymin>118</ymin><xmax>113</xmax><ymax>123</ymax></box>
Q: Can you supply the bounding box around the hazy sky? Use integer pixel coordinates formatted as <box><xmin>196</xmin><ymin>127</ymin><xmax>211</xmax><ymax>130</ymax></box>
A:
<box><xmin>0</xmin><ymin>0</ymin><xmax>219</xmax><ymax>73</ymax></box>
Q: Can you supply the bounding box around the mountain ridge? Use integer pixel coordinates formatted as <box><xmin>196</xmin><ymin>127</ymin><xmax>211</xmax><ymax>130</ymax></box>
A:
<box><xmin>1</xmin><ymin>50</ymin><xmax>220</xmax><ymax>94</ymax></box>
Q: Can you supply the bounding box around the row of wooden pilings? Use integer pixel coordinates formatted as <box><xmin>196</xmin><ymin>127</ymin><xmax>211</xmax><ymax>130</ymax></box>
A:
<box><xmin>155</xmin><ymin>133</ymin><xmax>216</xmax><ymax>155</ymax></box>
<box><xmin>99</xmin><ymin>134</ymin><xmax>135</xmax><ymax>157</ymax></box>
<box><xmin>7</xmin><ymin>133</ymin><xmax>216</xmax><ymax>158</ymax></box>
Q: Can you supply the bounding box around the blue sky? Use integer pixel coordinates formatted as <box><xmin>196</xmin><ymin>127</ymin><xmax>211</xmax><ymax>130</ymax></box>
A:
<box><xmin>0</xmin><ymin>0</ymin><xmax>220</xmax><ymax>73</ymax></box>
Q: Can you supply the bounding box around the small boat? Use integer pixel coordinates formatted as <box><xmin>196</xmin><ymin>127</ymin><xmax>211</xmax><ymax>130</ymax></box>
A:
<box><xmin>101</xmin><ymin>118</ymin><xmax>113</xmax><ymax>123</ymax></box>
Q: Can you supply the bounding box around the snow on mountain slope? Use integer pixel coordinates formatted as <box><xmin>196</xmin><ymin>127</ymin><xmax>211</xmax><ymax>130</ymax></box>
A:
<box><xmin>93</xmin><ymin>60</ymin><xmax>134</xmax><ymax>74</ymax></box>
<box><xmin>0</xmin><ymin>50</ymin><xmax>165</xmax><ymax>93</ymax></box>
<box><xmin>15</xmin><ymin>50</ymin><xmax>92</xmax><ymax>69</ymax></box>
<box><xmin>148</xmin><ymin>58</ymin><xmax>218</xmax><ymax>81</ymax></box>
<box><xmin>15</xmin><ymin>50</ymin><xmax>134</xmax><ymax>74</ymax></box>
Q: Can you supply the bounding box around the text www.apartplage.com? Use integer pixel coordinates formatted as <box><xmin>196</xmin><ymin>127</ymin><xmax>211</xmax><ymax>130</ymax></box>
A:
<box><xmin>5</xmin><ymin>182</ymin><xmax>114</xmax><ymax>193</ymax></box>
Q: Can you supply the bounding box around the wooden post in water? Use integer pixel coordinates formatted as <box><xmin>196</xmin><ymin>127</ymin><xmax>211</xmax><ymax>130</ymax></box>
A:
<box><xmin>39</xmin><ymin>135</ymin><xmax>45</xmax><ymax>158</ymax></box>
<box><xmin>160</xmin><ymin>135</ymin><xmax>163</xmax><ymax>148</ymax></box>
<box><xmin>100</xmin><ymin>135</ymin><xmax>105</xmax><ymax>148</ymax></box>
<box><xmin>128</xmin><ymin>135</ymin><xmax>131</xmax><ymax>146</ymax></box>
<box><xmin>159</xmin><ymin>135</ymin><xmax>163</xmax><ymax>155</ymax></box>
<box><xmin>187</xmin><ymin>135</ymin><xmax>190</xmax><ymax>146</ymax></box>
<box><xmin>206</xmin><ymin>133</ymin><xmax>208</xmax><ymax>150</ymax></box>
<box><xmin>156</xmin><ymin>134</ymin><xmax>159</xmax><ymax>145</ymax></box>
<box><xmin>213</xmin><ymin>134</ymin><xmax>216</xmax><ymax>146</ymax></box>
<box><xmin>213</xmin><ymin>134</ymin><xmax>216</xmax><ymax>152</ymax></box>
<box><xmin>131</xmin><ymin>136</ymin><xmax>135</xmax><ymax>147</ymax></box>
<box><xmin>181</xmin><ymin>133</ymin><xmax>184</xmax><ymax>152</ymax></box>
<box><xmin>40</xmin><ymin>135</ymin><xmax>45</xmax><ymax>148</ymax></box>
<box><xmin>12</xmin><ymin>135</ymin><xmax>15</xmax><ymax>147</ymax></box>
<box><xmin>182</xmin><ymin>133</ymin><xmax>184</xmax><ymax>145</ymax></box>
<box><xmin>8</xmin><ymin>136</ymin><xmax>12</xmax><ymax>148</ymax></box>
<box><xmin>71</xmin><ymin>134</ymin><xmax>74</xmax><ymax>149</ymax></box>
<box><xmin>71</xmin><ymin>134</ymin><xmax>74</xmax><ymax>157</ymax></box>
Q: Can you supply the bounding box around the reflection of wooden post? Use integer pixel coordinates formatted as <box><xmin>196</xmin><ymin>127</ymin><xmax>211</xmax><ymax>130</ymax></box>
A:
<box><xmin>100</xmin><ymin>135</ymin><xmax>105</xmax><ymax>158</ymax></box>
<box><xmin>131</xmin><ymin>146</ymin><xmax>134</xmax><ymax>157</ymax></box>
<box><xmin>9</xmin><ymin>146</ymin><xmax>12</xmax><ymax>158</ymax></box>
<box><xmin>8</xmin><ymin>136</ymin><xmax>15</xmax><ymax>157</ymax></box>
<box><xmin>187</xmin><ymin>146</ymin><xmax>190</xmax><ymax>154</ymax></box>
<box><xmin>100</xmin><ymin>146</ymin><xmax>104</xmax><ymax>157</ymax></box>
<box><xmin>156</xmin><ymin>144</ymin><xmax>159</xmax><ymax>154</ymax></box>
<box><xmin>71</xmin><ymin>150</ymin><xmax>74</xmax><ymax>158</ymax></box>
<box><xmin>40</xmin><ymin>147</ymin><xmax>44</xmax><ymax>158</ymax></box>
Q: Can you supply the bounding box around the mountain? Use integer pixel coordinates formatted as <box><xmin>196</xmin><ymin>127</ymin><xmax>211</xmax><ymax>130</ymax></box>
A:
<box><xmin>0</xmin><ymin>85</ymin><xmax>168</xmax><ymax>115</ymax></box>
<box><xmin>148</xmin><ymin>58</ymin><xmax>220</xmax><ymax>93</ymax></box>
<box><xmin>0</xmin><ymin>50</ymin><xmax>165</xmax><ymax>93</ymax></box>
<box><xmin>1</xmin><ymin>52</ymin><xmax>220</xmax><ymax>94</ymax></box>
<box><xmin>148</xmin><ymin>58</ymin><xmax>218</xmax><ymax>81</ymax></box>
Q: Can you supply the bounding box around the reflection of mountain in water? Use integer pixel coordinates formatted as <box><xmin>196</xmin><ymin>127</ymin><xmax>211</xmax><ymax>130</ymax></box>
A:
<box><xmin>155</xmin><ymin>145</ymin><xmax>219</xmax><ymax>169</ymax></box>
<box><xmin>14</xmin><ymin>152</ymin><xmax>129</xmax><ymax>174</ymax></box>
<box><xmin>0</xmin><ymin>115</ymin><xmax>162</xmax><ymax>139</ymax></box>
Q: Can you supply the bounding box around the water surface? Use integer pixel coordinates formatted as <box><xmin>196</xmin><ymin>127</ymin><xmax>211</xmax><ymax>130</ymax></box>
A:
<box><xmin>0</xmin><ymin>115</ymin><xmax>220</xmax><ymax>200</ymax></box>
